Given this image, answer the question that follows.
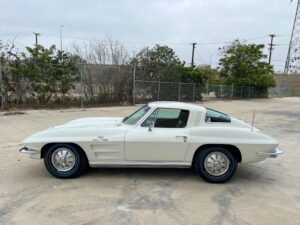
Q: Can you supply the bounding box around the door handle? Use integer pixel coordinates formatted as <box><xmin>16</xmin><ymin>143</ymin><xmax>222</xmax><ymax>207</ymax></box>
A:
<box><xmin>175</xmin><ymin>136</ymin><xmax>188</xmax><ymax>142</ymax></box>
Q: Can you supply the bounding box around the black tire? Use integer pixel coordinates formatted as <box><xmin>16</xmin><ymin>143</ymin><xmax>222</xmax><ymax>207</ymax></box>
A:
<box><xmin>194</xmin><ymin>147</ymin><xmax>237</xmax><ymax>183</ymax></box>
<box><xmin>44</xmin><ymin>144</ymin><xmax>87</xmax><ymax>178</ymax></box>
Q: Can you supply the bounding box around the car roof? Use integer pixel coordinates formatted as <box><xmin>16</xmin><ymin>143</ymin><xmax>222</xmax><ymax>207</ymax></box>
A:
<box><xmin>148</xmin><ymin>101</ymin><xmax>206</xmax><ymax>112</ymax></box>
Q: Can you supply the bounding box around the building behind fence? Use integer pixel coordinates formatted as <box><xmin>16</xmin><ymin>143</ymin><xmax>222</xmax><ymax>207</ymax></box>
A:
<box><xmin>0</xmin><ymin>62</ymin><xmax>299</xmax><ymax>109</ymax></box>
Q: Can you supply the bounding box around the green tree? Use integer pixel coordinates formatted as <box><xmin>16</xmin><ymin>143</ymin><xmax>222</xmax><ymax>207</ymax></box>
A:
<box><xmin>219</xmin><ymin>40</ymin><xmax>275</xmax><ymax>96</ymax></box>
<box><xmin>179</xmin><ymin>65</ymin><xmax>217</xmax><ymax>85</ymax></box>
<box><xmin>24</xmin><ymin>45</ymin><xmax>78</xmax><ymax>104</ymax></box>
<box><xmin>131</xmin><ymin>44</ymin><xmax>183</xmax><ymax>81</ymax></box>
<box><xmin>0</xmin><ymin>42</ymin><xmax>80</xmax><ymax>105</ymax></box>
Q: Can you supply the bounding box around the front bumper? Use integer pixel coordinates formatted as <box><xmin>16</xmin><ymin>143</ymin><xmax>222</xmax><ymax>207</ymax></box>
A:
<box><xmin>19</xmin><ymin>147</ymin><xmax>40</xmax><ymax>159</ymax></box>
<box><xmin>257</xmin><ymin>147</ymin><xmax>284</xmax><ymax>158</ymax></box>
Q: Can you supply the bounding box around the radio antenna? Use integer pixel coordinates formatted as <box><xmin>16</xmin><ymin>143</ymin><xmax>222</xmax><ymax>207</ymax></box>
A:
<box><xmin>251</xmin><ymin>109</ymin><xmax>255</xmax><ymax>132</ymax></box>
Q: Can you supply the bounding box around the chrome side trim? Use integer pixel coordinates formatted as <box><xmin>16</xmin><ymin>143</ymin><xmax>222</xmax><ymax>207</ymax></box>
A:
<box><xmin>89</xmin><ymin>161</ymin><xmax>191</xmax><ymax>168</ymax></box>
<box><xmin>19</xmin><ymin>147</ymin><xmax>39</xmax><ymax>154</ymax></box>
<box><xmin>257</xmin><ymin>147</ymin><xmax>284</xmax><ymax>158</ymax></box>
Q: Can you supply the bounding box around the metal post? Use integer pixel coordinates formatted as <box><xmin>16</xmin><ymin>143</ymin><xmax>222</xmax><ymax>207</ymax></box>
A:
<box><xmin>157</xmin><ymin>80</ymin><xmax>160</xmax><ymax>101</ymax></box>
<box><xmin>80</xmin><ymin>65</ymin><xmax>84</xmax><ymax>109</ymax></box>
<box><xmin>241</xmin><ymin>87</ymin><xmax>243</xmax><ymax>99</ymax></box>
<box><xmin>132</xmin><ymin>65</ymin><xmax>136</xmax><ymax>105</ymax></box>
<box><xmin>191</xmin><ymin>43</ymin><xmax>196</xmax><ymax>66</ymax></box>
<box><xmin>33</xmin><ymin>32</ymin><xmax>40</xmax><ymax>46</ymax></box>
<box><xmin>248</xmin><ymin>86</ymin><xmax>250</xmax><ymax>99</ymax></box>
<box><xmin>178</xmin><ymin>82</ymin><xmax>181</xmax><ymax>101</ymax></box>
<box><xmin>268</xmin><ymin>34</ymin><xmax>275</xmax><ymax>65</ymax></box>
<box><xmin>206</xmin><ymin>83</ymin><xmax>209</xmax><ymax>94</ymax></box>
<box><xmin>248</xmin><ymin>80</ymin><xmax>251</xmax><ymax>99</ymax></box>
<box><xmin>60</xmin><ymin>25</ymin><xmax>64</xmax><ymax>53</ymax></box>
<box><xmin>0</xmin><ymin>61</ymin><xmax>3</xmax><ymax>110</ymax></box>
<box><xmin>192</xmin><ymin>83</ymin><xmax>195</xmax><ymax>102</ymax></box>
<box><xmin>221</xmin><ymin>84</ymin><xmax>223</xmax><ymax>101</ymax></box>
<box><xmin>231</xmin><ymin>84</ymin><xmax>234</xmax><ymax>101</ymax></box>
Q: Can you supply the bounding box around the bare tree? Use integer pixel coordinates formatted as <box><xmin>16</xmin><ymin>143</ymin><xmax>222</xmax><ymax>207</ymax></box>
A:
<box><xmin>71</xmin><ymin>38</ymin><xmax>133</xmax><ymax>104</ymax></box>
<box><xmin>0</xmin><ymin>37</ymin><xmax>32</xmax><ymax>105</ymax></box>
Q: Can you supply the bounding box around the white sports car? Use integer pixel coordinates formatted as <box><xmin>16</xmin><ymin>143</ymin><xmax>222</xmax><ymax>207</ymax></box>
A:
<box><xmin>20</xmin><ymin>101</ymin><xmax>283</xmax><ymax>183</ymax></box>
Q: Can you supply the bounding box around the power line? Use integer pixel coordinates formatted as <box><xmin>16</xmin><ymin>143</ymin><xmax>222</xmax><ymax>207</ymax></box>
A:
<box><xmin>1</xmin><ymin>31</ymin><xmax>276</xmax><ymax>47</ymax></box>
<box><xmin>264</xmin><ymin>0</ymin><xmax>293</xmax><ymax>35</ymax></box>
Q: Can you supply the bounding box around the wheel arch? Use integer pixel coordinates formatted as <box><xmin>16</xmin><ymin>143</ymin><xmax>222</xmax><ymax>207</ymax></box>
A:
<box><xmin>41</xmin><ymin>143</ymin><xmax>89</xmax><ymax>163</ymax></box>
<box><xmin>192</xmin><ymin>144</ymin><xmax>242</xmax><ymax>166</ymax></box>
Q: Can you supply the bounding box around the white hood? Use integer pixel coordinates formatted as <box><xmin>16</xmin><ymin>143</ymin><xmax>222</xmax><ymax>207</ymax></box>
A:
<box><xmin>23</xmin><ymin>117</ymin><xmax>125</xmax><ymax>144</ymax></box>
<box><xmin>50</xmin><ymin>117</ymin><xmax>123</xmax><ymax>129</ymax></box>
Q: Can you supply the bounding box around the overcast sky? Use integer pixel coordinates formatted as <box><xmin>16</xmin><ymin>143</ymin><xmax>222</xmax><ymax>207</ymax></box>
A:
<box><xmin>0</xmin><ymin>0</ymin><xmax>296</xmax><ymax>72</ymax></box>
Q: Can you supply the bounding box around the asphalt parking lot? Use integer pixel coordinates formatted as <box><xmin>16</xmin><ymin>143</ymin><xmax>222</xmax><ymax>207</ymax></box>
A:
<box><xmin>0</xmin><ymin>97</ymin><xmax>299</xmax><ymax>225</ymax></box>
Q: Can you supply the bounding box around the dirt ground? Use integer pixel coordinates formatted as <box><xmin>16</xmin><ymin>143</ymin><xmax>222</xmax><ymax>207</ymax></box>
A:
<box><xmin>0</xmin><ymin>98</ymin><xmax>299</xmax><ymax>225</ymax></box>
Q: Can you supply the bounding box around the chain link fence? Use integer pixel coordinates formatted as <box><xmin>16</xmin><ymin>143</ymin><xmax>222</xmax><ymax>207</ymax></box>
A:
<box><xmin>268</xmin><ymin>86</ymin><xmax>300</xmax><ymax>97</ymax></box>
<box><xmin>133</xmin><ymin>80</ymin><xmax>261</xmax><ymax>104</ymax></box>
<box><xmin>0</xmin><ymin>61</ymin><xmax>298</xmax><ymax>110</ymax></box>
<box><xmin>0</xmin><ymin>62</ymin><xmax>134</xmax><ymax>109</ymax></box>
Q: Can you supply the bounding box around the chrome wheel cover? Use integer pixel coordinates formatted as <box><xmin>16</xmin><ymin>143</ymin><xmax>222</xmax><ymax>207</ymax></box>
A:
<box><xmin>51</xmin><ymin>148</ymin><xmax>76</xmax><ymax>172</ymax></box>
<box><xmin>204</xmin><ymin>152</ymin><xmax>230</xmax><ymax>176</ymax></box>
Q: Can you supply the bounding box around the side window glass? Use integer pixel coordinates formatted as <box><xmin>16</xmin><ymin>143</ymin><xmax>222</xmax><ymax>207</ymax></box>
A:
<box><xmin>142</xmin><ymin>108</ymin><xmax>189</xmax><ymax>128</ymax></box>
<box><xmin>205</xmin><ymin>108</ymin><xmax>231</xmax><ymax>123</ymax></box>
<box><xmin>141</xmin><ymin>109</ymin><xmax>157</xmax><ymax>127</ymax></box>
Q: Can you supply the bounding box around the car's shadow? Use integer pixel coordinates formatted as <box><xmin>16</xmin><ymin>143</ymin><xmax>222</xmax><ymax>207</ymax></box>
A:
<box><xmin>29</xmin><ymin>161</ymin><xmax>277</xmax><ymax>185</ymax></box>
<box><xmin>85</xmin><ymin>167</ymin><xmax>197</xmax><ymax>180</ymax></box>
<box><xmin>81</xmin><ymin>164</ymin><xmax>278</xmax><ymax>185</ymax></box>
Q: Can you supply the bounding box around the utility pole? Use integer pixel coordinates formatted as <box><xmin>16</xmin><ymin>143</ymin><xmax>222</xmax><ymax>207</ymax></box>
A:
<box><xmin>191</xmin><ymin>43</ymin><xmax>196</xmax><ymax>66</ymax></box>
<box><xmin>0</xmin><ymin>61</ymin><xmax>3</xmax><ymax>110</ymax></box>
<box><xmin>80</xmin><ymin>65</ymin><xmax>84</xmax><ymax>109</ymax></box>
<box><xmin>285</xmin><ymin>0</ymin><xmax>300</xmax><ymax>73</ymax></box>
<box><xmin>268</xmin><ymin>34</ymin><xmax>276</xmax><ymax>65</ymax></box>
<box><xmin>60</xmin><ymin>25</ymin><xmax>64</xmax><ymax>52</ymax></box>
<box><xmin>33</xmin><ymin>32</ymin><xmax>40</xmax><ymax>46</ymax></box>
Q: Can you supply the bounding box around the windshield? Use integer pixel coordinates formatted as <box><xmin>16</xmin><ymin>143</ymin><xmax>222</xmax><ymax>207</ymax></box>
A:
<box><xmin>123</xmin><ymin>105</ymin><xmax>151</xmax><ymax>125</ymax></box>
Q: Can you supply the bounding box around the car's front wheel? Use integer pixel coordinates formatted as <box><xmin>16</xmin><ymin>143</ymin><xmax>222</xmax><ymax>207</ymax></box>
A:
<box><xmin>194</xmin><ymin>147</ymin><xmax>237</xmax><ymax>183</ymax></box>
<box><xmin>44</xmin><ymin>144</ymin><xmax>87</xmax><ymax>178</ymax></box>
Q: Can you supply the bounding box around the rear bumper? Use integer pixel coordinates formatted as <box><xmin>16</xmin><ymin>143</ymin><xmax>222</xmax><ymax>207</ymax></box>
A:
<box><xmin>257</xmin><ymin>147</ymin><xmax>284</xmax><ymax>158</ymax></box>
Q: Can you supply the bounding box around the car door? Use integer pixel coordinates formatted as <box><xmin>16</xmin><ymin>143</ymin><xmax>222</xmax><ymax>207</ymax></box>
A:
<box><xmin>124</xmin><ymin>108</ymin><xmax>191</xmax><ymax>162</ymax></box>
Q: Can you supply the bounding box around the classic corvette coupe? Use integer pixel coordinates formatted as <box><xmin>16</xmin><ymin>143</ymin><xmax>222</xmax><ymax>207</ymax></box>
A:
<box><xmin>20</xmin><ymin>101</ymin><xmax>283</xmax><ymax>183</ymax></box>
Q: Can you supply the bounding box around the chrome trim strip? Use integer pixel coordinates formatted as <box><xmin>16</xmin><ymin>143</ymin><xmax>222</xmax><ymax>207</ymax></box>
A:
<box><xmin>257</xmin><ymin>147</ymin><xmax>284</xmax><ymax>158</ymax></box>
<box><xmin>19</xmin><ymin>147</ymin><xmax>39</xmax><ymax>154</ymax></box>
<box><xmin>89</xmin><ymin>162</ymin><xmax>191</xmax><ymax>168</ymax></box>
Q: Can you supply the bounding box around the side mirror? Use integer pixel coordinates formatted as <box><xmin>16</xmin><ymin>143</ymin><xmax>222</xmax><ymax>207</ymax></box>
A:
<box><xmin>148</xmin><ymin>121</ymin><xmax>154</xmax><ymax>132</ymax></box>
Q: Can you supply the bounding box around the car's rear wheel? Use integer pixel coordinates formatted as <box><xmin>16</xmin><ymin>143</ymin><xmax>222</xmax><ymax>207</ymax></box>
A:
<box><xmin>44</xmin><ymin>144</ymin><xmax>87</xmax><ymax>178</ymax></box>
<box><xmin>194</xmin><ymin>147</ymin><xmax>237</xmax><ymax>183</ymax></box>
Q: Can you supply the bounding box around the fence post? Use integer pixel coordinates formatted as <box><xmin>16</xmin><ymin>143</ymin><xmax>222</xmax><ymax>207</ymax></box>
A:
<box><xmin>241</xmin><ymin>87</ymin><xmax>243</xmax><ymax>99</ymax></box>
<box><xmin>221</xmin><ymin>83</ymin><xmax>223</xmax><ymax>101</ymax></box>
<box><xmin>80</xmin><ymin>65</ymin><xmax>84</xmax><ymax>109</ymax></box>
<box><xmin>0</xmin><ymin>61</ymin><xmax>3</xmax><ymax>110</ymax></box>
<box><xmin>206</xmin><ymin>83</ymin><xmax>209</xmax><ymax>94</ymax></box>
<box><xmin>158</xmin><ymin>80</ymin><xmax>160</xmax><ymax>101</ymax></box>
<box><xmin>192</xmin><ymin>83</ymin><xmax>195</xmax><ymax>102</ymax></box>
<box><xmin>178</xmin><ymin>82</ymin><xmax>181</xmax><ymax>101</ymax></box>
<box><xmin>132</xmin><ymin>65</ymin><xmax>136</xmax><ymax>105</ymax></box>
<box><xmin>231</xmin><ymin>84</ymin><xmax>234</xmax><ymax>101</ymax></box>
<box><xmin>248</xmin><ymin>86</ymin><xmax>250</xmax><ymax>99</ymax></box>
